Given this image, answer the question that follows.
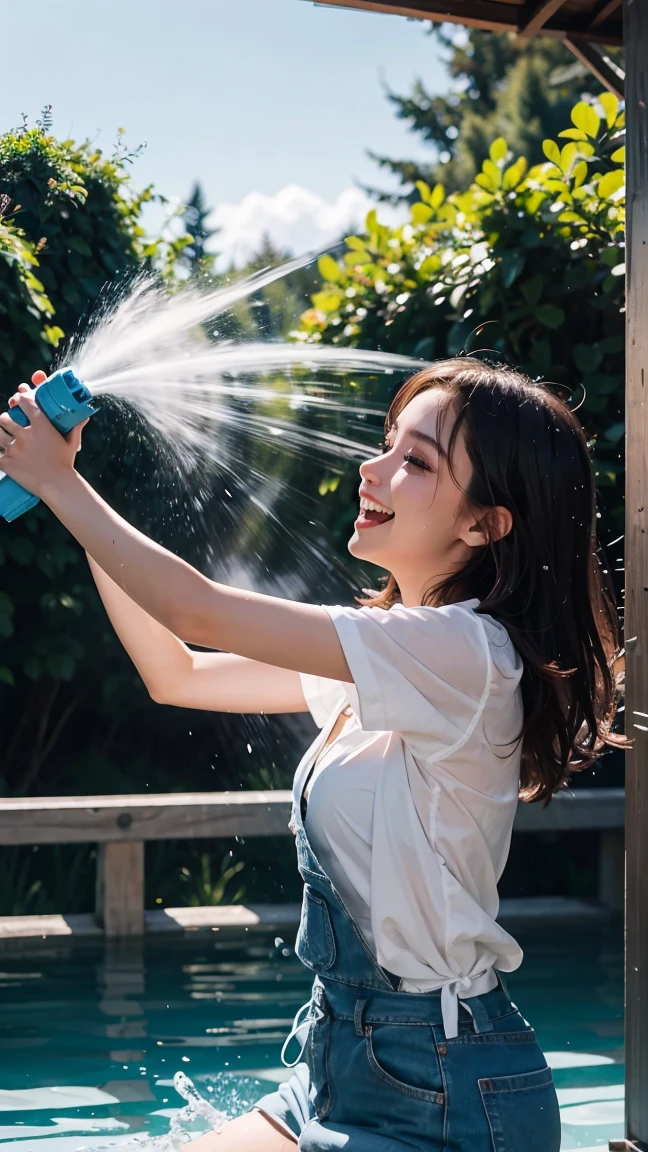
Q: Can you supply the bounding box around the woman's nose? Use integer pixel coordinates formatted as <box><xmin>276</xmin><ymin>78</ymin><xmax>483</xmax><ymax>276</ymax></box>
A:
<box><xmin>359</xmin><ymin>455</ymin><xmax>382</xmax><ymax>485</ymax></box>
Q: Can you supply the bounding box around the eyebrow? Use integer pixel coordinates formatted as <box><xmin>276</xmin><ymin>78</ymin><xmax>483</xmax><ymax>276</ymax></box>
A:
<box><xmin>391</xmin><ymin>418</ymin><xmax>448</xmax><ymax>459</ymax></box>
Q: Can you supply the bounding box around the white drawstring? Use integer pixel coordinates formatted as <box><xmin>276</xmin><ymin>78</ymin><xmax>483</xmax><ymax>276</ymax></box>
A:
<box><xmin>441</xmin><ymin>977</ymin><xmax>471</xmax><ymax>1040</ymax></box>
<box><xmin>441</xmin><ymin>971</ymin><xmax>492</xmax><ymax>1039</ymax></box>
<box><xmin>281</xmin><ymin>998</ymin><xmax>325</xmax><ymax>1068</ymax></box>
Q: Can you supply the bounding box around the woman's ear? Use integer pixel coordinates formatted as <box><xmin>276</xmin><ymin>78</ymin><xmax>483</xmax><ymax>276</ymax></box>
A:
<box><xmin>464</xmin><ymin>505</ymin><xmax>513</xmax><ymax>548</ymax></box>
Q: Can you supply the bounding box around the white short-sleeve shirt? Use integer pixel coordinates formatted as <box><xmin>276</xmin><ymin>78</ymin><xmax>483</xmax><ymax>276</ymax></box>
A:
<box><xmin>293</xmin><ymin>598</ymin><xmax>525</xmax><ymax>1039</ymax></box>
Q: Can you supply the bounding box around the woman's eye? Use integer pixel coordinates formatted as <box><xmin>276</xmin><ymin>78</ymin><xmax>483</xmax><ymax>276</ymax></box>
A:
<box><xmin>379</xmin><ymin>439</ymin><xmax>392</xmax><ymax>455</ymax></box>
<box><xmin>403</xmin><ymin>451</ymin><xmax>432</xmax><ymax>472</ymax></box>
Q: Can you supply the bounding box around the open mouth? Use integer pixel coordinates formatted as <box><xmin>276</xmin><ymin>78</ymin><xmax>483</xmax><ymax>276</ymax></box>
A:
<box><xmin>356</xmin><ymin>497</ymin><xmax>395</xmax><ymax>528</ymax></box>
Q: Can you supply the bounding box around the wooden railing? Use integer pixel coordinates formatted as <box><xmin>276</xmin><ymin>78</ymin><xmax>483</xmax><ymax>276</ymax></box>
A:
<box><xmin>0</xmin><ymin>787</ymin><xmax>624</xmax><ymax>937</ymax></box>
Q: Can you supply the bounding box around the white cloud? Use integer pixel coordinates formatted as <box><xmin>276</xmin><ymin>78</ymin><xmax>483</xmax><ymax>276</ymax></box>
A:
<box><xmin>211</xmin><ymin>184</ymin><xmax>406</xmax><ymax>265</ymax></box>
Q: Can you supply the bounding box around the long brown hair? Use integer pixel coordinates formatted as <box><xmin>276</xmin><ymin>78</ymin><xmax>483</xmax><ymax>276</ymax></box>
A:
<box><xmin>362</xmin><ymin>358</ymin><xmax>626</xmax><ymax>803</ymax></box>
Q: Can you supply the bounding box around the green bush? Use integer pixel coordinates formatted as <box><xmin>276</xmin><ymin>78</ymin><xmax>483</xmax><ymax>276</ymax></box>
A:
<box><xmin>298</xmin><ymin>95</ymin><xmax>626</xmax><ymax>537</ymax></box>
<box><xmin>0</xmin><ymin>119</ymin><xmax>188</xmax><ymax>797</ymax></box>
<box><xmin>0</xmin><ymin>120</ymin><xmax>186</xmax><ymax>384</ymax></box>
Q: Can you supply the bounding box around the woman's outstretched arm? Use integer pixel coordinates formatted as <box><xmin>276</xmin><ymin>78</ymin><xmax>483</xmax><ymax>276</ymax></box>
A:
<box><xmin>88</xmin><ymin>558</ymin><xmax>309</xmax><ymax>713</ymax></box>
<box><xmin>0</xmin><ymin>388</ymin><xmax>353</xmax><ymax>682</ymax></box>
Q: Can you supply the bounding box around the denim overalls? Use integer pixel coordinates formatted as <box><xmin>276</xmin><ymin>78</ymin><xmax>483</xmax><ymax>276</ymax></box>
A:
<box><xmin>255</xmin><ymin>770</ymin><xmax>561</xmax><ymax>1151</ymax></box>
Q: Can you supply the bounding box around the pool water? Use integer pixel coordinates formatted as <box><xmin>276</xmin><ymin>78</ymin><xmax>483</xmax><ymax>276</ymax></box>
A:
<box><xmin>0</xmin><ymin>920</ymin><xmax>623</xmax><ymax>1150</ymax></box>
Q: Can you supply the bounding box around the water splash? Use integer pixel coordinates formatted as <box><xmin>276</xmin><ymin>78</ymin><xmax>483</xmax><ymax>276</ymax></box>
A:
<box><xmin>62</xmin><ymin>254</ymin><xmax>429</xmax><ymax>602</ymax></box>
<box><xmin>76</xmin><ymin>1073</ymin><xmax>228</xmax><ymax>1151</ymax></box>
<box><xmin>164</xmin><ymin>1072</ymin><xmax>226</xmax><ymax>1148</ymax></box>
<box><xmin>68</xmin><ymin>256</ymin><xmax>426</xmax><ymax>473</ymax></box>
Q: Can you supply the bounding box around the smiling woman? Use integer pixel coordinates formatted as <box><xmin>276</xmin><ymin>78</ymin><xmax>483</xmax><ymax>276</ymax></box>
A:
<box><xmin>0</xmin><ymin>356</ymin><xmax>625</xmax><ymax>1152</ymax></box>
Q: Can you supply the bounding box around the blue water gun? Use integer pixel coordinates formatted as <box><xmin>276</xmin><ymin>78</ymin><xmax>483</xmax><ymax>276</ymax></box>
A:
<box><xmin>0</xmin><ymin>367</ymin><xmax>96</xmax><ymax>523</ymax></box>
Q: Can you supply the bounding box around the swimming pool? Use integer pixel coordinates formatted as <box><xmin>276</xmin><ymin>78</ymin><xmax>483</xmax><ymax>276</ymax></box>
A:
<box><xmin>0</xmin><ymin>920</ymin><xmax>623</xmax><ymax>1150</ymax></box>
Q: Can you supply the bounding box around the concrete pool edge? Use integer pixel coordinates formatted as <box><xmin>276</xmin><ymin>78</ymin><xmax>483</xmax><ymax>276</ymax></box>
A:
<box><xmin>0</xmin><ymin>896</ymin><xmax>611</xmax><ymax>941</ymax></box>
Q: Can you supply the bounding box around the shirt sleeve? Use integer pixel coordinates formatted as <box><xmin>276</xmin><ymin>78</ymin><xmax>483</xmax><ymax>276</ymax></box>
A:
<box><xmin>322</xmin><ymin>602</ymin><xmax>493</xmax><ymax>760</ymax></box>
<box><xmin>299</xmin><ymin>673</ymin><xmax>350</xmax><ymax>729</ymax></box>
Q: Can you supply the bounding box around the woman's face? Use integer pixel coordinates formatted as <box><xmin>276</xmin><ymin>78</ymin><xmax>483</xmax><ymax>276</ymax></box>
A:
<box><xmin>348</xmin><ymin>387</ymin><xmax>481</xmax><ymax>605</ymax></box>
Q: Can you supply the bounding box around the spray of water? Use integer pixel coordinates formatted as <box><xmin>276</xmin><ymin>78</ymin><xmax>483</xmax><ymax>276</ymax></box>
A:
<box><xmin>165</xmin><ymin>1072</ymin><xmax>226</xmax><ymax>1148</ymax></box>
<box><xmin>76</xmin><ymin>1073</ymin><xmax>227</xmax><ymax>1151</ymax></box>
<box><xmin>68</xmin><ymin>255</ymin><xmax>426</xmax><ymax>472</ymax></box>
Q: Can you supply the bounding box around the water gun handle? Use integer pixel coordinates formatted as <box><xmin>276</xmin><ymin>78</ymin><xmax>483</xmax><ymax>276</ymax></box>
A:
<box><xmin>7</xmin><ymin>405</ymin><xmax>30</xmax><ymax>429</ymax></box>
<box><xmin>0</xmin><ymin>368</ymin><xmax>96</xmax><ymax>523</ymax></box>
<box><xmin>0</xmin><ymin>404</ymin><xmax>38</xmax><ymax>521</ymax></box>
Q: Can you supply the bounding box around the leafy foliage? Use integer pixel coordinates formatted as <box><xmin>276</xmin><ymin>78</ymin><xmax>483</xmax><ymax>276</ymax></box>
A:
<box><xmin>0</xmin><ymin>117</ymin><xmax>190</xmax><ymax>796</ymax></box>
<box><xmin>0</xmin><ymin>843</ymin><xmax>95</xmax><ymax>915</ymax></box>
<box><xmin>179</xmin><ymin>851</ymin><xmax>246</xmax><ymax>907</ymax></box>
<box><xmin>369</xmin><ymin>27</ymin><xmax>624</xmax><ymax>198</ymax></box>
<box><xmin>299</xmin><ymin>96</ymin><xmax>626</xmax><ymax>540</ymax></box>
<box><xmin>0</xmin><ymin>120</ymin><xmax>186</xmax><ymax>385</ymax></box>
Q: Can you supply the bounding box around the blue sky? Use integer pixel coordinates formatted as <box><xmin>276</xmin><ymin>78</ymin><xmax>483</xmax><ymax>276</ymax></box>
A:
<box><xmin>2</xmin><ymin>0</ymin><xmax>447</xmax><ymax>263</ymax></box>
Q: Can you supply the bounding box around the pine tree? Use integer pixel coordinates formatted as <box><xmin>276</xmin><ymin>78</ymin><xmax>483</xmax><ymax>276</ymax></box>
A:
<box><xmin>369</xmin><ymin>27</ymin><xmax>623</xmax><ymax>199</ymax></box>
<box><xmin>181</xmin><ymin>181</ymin><xmax>219</xmax><ymax>273</ymax></box>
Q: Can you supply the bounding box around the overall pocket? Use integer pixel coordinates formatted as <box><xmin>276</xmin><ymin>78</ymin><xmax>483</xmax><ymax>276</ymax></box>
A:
<box><xmin>295</xmin><ymin>885</ymin><xmax>336</xmax><ymax>972</ymax></box>
<box><xmin>479</xmin><ymin>1065</ymin><xmax>561</xmax><ymax>1152</ymax></box>
<box><xmin>365</xmin><ymin>1023</ymin><xmax>445</xmax><ymax>1104</ymax></box>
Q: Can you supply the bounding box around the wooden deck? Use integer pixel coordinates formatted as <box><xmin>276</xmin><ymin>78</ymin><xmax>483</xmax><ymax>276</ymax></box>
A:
<box><xmin>0</xmin><ymin>788</ymin><xmax>625</xmax><ymax>938</ymax></box>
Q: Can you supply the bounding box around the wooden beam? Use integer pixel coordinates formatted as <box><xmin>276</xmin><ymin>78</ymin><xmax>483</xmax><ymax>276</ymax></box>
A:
<box><xmin>563</xmin><ymin>37</ymin><xmax>625</xmax><ymax>99</ymax></box>
<box><xmin>306</xmin><ymin>0</ymin><xmax>623</xmax><ymax>43</ymax></box>
<box><xmin>0</xmin><ymin>790</ymin><xmax>293</xmax><ymax>846</ymax></box>
<box><xmin>0</xmin><ymin>787</ymin><xmax>623</xmax><ymax>844</ymax></box>
<box><xmin>589</xmin><ymin>0</ymin><xmax>622</xmax><ymax>29</ymax></box>
<box><xmin>0</xmin><ymin>898</ymin><xmax>608</xmax><ymax>941</ymax></box>
<box><xmin>519</xmin><ymin>0</ymin><xmax>567</xmax><ymax>37</ymax></box>
<box><xmin>623</xmin><ymin>0</ymin><xmax>648</xmax><ymax>1145</ymax></box>
<box><xmin>0</xmin><ymin>913</ymin><xmax>102</xmax><ymax>939</ymax></box>
<box><xmin>310</xmin><ymin>0</ymin><xmax>519</xmax><ymax>33</ymax></box>
<box><xmin>0</xmin><ymin>905</ymin><xmax>303</xmax><ymax>941</ymax></box>
<box><xmin>145</xmin><ymin>904</ymin><xmax>302</xmax><ymax>932</ymax></box>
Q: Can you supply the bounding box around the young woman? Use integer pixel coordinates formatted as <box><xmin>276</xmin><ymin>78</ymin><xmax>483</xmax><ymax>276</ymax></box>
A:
<box><xmin>0</xmin><ymin>359</ymin><xmax>623</xmax><ymax>1152</ymax></box>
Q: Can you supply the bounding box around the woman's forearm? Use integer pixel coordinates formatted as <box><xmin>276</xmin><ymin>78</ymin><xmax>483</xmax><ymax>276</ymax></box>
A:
<box><xmin>87</xmin><ymin>555</ymin><xmax>192</xmax><ymax>699</ymax></box>
<box><xmin>43</xmin><ymin>471</ymin><xmax>350</xmax><ymax>680</ymax></box>
<box><xmin>47</xmin><ymin>473</ymin><xmax>209</xmax><ymax>639</ymax></box>
<box><xmin>87</xmin><ymin>555</ymin><xmax>309</xmax><ymax>714</ymax></box>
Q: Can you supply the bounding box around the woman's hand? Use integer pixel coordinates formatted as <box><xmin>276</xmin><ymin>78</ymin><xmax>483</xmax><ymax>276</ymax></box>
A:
<box><xmin>0</xmin><ymin>370</ymin><xmax>87</xmax><ymax>499</ymax></box>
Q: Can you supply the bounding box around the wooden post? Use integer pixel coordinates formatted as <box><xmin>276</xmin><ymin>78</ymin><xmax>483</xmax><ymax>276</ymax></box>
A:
<box><xmin>96</xmin><ymin>842</ymin><xmax>144</xmax><ymax>937</ymax></box>
<box><xmin>623</xmin><ymin>0</ymin><xmax>648</xmax><ymax>1146</ymax></box>
<box><xmin>599</xmin><ymin>828</ymin><xmax>625</xmax><ymax>913</ymax></box>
